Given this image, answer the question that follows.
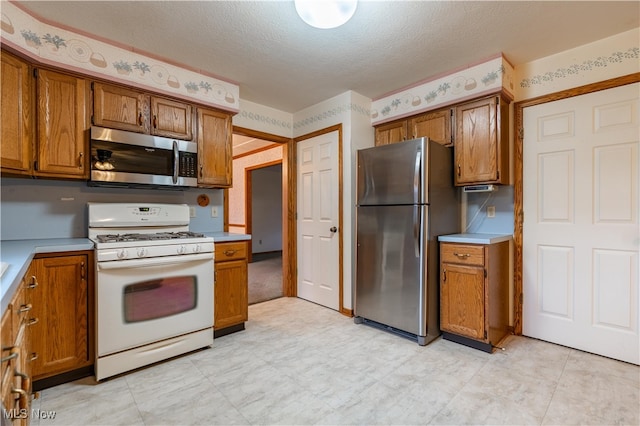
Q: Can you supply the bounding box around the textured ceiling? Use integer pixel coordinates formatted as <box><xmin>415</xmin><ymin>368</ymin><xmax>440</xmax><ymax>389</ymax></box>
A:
<box><xmin>14</xmin><ymin>1</ymin><xmax>640</xmax><ymax>113</ymax></box>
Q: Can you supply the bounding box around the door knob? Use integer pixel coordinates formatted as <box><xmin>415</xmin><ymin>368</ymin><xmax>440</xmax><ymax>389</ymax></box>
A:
<box><xmin>330</xmin><ymin>226</ymin><xmax>337</xmax><ymax>233</ymax></box>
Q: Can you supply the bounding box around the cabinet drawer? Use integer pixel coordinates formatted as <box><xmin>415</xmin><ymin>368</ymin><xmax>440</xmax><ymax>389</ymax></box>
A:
<box><xmin>215</xmin><ymin>242</ymin><xmax>247</xmax><ymax>262</ymax></box>
<box><xmin>441</xmin><ymin>243</ymin><xmax>484</xmax><ymax>266</ymax></box>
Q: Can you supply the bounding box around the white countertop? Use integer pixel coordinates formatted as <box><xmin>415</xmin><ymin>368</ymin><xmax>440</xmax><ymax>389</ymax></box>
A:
<box><xmin>438</xmin><ymin>233</ymin><xmax>512</xmax><ymax>244</ymax></box>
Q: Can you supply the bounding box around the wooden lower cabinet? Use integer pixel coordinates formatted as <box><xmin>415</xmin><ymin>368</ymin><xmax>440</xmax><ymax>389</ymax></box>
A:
<box><xmin>214</xmin><ymin>241</ymin><xmax>248</xmax><ymax>336</ymax></box>
<box><xmin>1</xmin><ymin>275</ymin><xmax>33</xmax><ymax>425</ymax></box>
<box><xmin>440</xmin><ymin>240</ymin><xmax>510</xmax><ymax>352</ymax></box>
<box><xmin>28</xmin><ymin>252</ymin><xmax>93</xmax><ymax>384</ymax></box>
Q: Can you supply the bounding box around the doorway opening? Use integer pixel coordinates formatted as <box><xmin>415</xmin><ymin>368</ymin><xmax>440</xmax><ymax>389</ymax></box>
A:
<box><xmin>228</xmin><ymin>127</ymin><xmax>289</xmax><ymax>304</ymax></box>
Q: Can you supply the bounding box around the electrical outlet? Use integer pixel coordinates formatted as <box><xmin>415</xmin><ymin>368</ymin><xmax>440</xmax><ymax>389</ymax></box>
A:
<box><xmin>487</xmin><ymin>206</ymin><xmax>496</xmax><ymax>218</ymax></box>
<box><xmin>189</xmin><ymin>206</ymin><xmax>196</xmax><ymax>218</ymax></box>
<box><xmin>211</xmin><ymin>207</ymin><xmax>218</xmax><ymax>218</ymax></box>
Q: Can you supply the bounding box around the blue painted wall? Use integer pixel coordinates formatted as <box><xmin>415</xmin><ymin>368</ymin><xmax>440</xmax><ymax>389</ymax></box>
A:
<box><xmin>464</xmin><ymin>185</ymin><xmax>514</xmax><ymax>234</ymax></box>
<box><xmin>0</xmin><ymin>178</ymin><xmax>224</xmax><ymax>240</ymax></box>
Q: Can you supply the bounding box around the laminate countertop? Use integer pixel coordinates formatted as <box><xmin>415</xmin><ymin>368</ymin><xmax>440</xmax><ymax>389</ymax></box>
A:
<box><xmin>0</xmin><ymin>238</ymin><xmax>95</xmax><ymax>316</ymax></box>
<box><xmin>0</xmin><ymin>232</ymin><xmax>250</xmax><ymax>316</ymax></box>
<box><xmin>438</xmin><ymin>233</ymin><xmax>512</xmax><ymax>244</ymax></box>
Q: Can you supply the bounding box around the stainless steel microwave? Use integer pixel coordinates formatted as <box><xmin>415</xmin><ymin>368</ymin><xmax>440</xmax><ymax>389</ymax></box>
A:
<box><xmin>89</xmin><ymin>126</ymin><xmax>198</xmax><ymax>189</ymax></box>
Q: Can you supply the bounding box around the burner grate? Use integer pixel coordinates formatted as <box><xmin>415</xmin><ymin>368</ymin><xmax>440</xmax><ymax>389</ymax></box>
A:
<box><xmin>96</xmin><ymin>231</ymin><xmax>205</xmax><ymax>243</ymax></box>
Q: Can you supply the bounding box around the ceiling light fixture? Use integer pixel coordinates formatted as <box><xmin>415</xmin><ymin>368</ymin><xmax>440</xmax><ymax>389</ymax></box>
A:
<box><xmin>294</xmin><ymin>0</ymin><xmax>358</xmax><ymax>29</ymax></box>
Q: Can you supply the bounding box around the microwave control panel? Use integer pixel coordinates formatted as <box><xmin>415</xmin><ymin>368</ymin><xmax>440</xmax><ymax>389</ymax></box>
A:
<box><xmin>179</xmin><ymin>152</ymin><xmax>198</xmax><ymax>178</ymax></box>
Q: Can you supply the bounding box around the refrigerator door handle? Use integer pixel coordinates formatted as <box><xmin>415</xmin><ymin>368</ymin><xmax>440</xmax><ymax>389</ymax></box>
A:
<box><xmin>413</xmin><ymin>205</ymin><xmax>420</xmax><ymax>258</ymax></box>
<box><xmin>413</xmin><ymin>150</ymin><xmax>421</xmax><ymax>204</ymax></box>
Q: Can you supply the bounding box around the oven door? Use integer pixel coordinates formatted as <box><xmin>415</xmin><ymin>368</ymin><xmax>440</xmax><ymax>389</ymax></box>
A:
<box><xmin>96</xmin><ymin>252</ymin><xmax>213</xmax><ymax>356</ymax></box>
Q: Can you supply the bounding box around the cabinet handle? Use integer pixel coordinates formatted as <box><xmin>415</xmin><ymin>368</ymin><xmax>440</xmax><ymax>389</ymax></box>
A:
<box><xmin>153</xmin><ymin>115</ymin><xmax>157</xmax><ymax>129</ymax></box>
<box><xmin>18</xmin><ymin>304</ymin><xmax>32</xmax><ymax>313</ymax></box>
<box><xmin>79</xmin><ymin>152</ymin><xmax>84</xmax><ymax>167</ymax></box>
<box><xmin>11</xmin><ymin>386</ymin><xmax>29</xmax><ymax>410</ymax></box>
<box><xmin>27</xmin><ymin>276</ymin><xmax>38</xmax><ymax>289</ymax></box>
<box><xmin>27</xmin><ymin>318</ymin><xmax>39</xmax><ymax>326</ymax></box>
<box><xmin>453</xmin><ymin>253</ymin><xmax>471</xmax><ymax>258</ymax></box>
<box><xmin>442</xmin><ymin>269</ymin><xmax>447</xmax><ymax>282</ymax></box>
<box><xmin>81</xmin><ymin>261</ymin><xmax>86</xmax><ymax>280</ymax></box>
<box><xmin>224</xmin><ymin>250</ymin><xmax>237</xmax><ymax>256</ymax></box>
<box><xmin>30</xmin><ymin>353</ymin><xmax>38</xmax><ymax>362</ymax></box>
<box><xmin>1</xmin><ymin>352</ymin><xmax>18</xmax><ymax>363</ymax></box>
<box><xmin>138</xmin><ymin>112</ymin><xmax>143</xmax><ymax>126</ymax></box>
<box><xmin>457</xmin><ymin>164</ymin><xmax>461</xmax><ymax>177</ymax></box>
<box><xmin>199</xmin><ymin>165</ymin><xmax>203</xmax><ymax>178</ymax></box>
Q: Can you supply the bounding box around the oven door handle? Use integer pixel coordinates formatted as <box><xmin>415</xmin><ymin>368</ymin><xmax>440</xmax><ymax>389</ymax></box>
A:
<box><xmin>97</xmin><ymin>253</ymin><xmax>212</xmax><ymax>270</ymax></box>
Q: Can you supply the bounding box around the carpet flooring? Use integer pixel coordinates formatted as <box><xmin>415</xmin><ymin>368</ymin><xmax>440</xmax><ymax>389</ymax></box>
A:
<box><xmin>248</xmin><ymin>252</ymin><xmax>283</xmax><ymax>305</ymax></box>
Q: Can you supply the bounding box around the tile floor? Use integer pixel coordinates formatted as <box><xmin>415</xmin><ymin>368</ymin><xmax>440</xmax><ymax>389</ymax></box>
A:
<box><xmin>32</xmin><ymin>297</ymin><xmax>639</xmax><ymax>425</ymax></box>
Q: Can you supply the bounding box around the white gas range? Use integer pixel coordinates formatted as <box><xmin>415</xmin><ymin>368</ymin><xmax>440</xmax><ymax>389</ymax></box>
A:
<box><xmin>88</xmin><ymin>203</ymin><xmax>214</xmax><ymax>381</ymax></box>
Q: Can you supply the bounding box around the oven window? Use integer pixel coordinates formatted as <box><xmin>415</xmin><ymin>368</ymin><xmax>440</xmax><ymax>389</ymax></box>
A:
<box><xmin>123</xmin><ymin>276</ymin><xmax>197</xmax><ymax>322</ymax></box>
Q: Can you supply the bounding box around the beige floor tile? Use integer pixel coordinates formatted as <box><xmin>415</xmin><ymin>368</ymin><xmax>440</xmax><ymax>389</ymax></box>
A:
<box><xmin>35</xmin><ymin>297</ymin><xmax>639</xmax><ymax>426</ymax></box>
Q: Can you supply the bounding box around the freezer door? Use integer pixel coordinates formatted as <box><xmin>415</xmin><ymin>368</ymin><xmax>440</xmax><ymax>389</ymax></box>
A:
<box><xmin>355</xmin><ymin>204</ymin><xmax>427</xmax><ymax>336</ymax></box>
<box><xmin>357</xmin><ymin>138</ymin><xmax>425</xmax><ymax>205</ymax></box>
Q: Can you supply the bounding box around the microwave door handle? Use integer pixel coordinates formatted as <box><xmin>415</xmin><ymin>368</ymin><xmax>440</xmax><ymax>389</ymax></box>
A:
<box><xmin>172</xmin><ymin>140</ymin><xmax>179</xmax><ymax>184</ymax></box>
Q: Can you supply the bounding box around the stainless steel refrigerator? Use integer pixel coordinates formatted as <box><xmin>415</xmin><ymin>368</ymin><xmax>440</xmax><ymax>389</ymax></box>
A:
<box><xmin>354</xmin><ymin>137</ymin><xmax>459</xmax><ymax>345</ymax></box>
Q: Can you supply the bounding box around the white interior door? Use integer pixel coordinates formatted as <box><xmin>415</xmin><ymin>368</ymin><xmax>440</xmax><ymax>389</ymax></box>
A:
<box><xmin>523</xmin><ymin>83</ymin><xmax>639</xmax><ymax>364</ymax></box>
<box><xmin>297</xmin><ymin>132</ymin><xmax>340</xmax><ymax>310</ymax></box>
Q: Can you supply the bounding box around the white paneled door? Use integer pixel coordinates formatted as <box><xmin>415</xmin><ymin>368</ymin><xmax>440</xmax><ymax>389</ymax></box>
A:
<box><xmin>523</xmin><ymin>83</ymin><xmax>639</xmax><ymax>364</ymax></box>
<box><xmin>297</xmin><ymin>132</ymin><xmax>340</xmax><ymax>310</ymax></box>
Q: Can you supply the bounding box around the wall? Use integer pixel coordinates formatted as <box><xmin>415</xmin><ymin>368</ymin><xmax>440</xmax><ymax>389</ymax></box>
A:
<box><xmin>293</xmin><ymin>90</ymin><xmax>374</xmax><ymax>310</ymax></box>
<box><xmin>251</xmin><ymin>165</ymin><xmax>283</xmax><ymax>254</ymax></box>
<box><xmin>0</xmin><ymin>178</ymin><xmax>224</xmax><ymax>240</ymax></box>
<box><xmin>228</xmin><ymin>145</ymin><xmax>284</xmax><ymax>234</ymax></box>
<box><xmin>233</xmin><ymin>99</ymin><xmax>293</xmax><ymax>138</ymax></box>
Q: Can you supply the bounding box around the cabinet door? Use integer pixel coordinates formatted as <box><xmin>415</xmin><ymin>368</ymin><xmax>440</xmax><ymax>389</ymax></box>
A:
<box><xmin>409</xmin><ymin>108</ymin><xmax>452</xmax><ymax>146</ymax></box>
<box><xmin>29</xmin><ymin>255</ymin><xmax>90</xmax><ymax>379</ymax></box>
<box><xmin>1</xmin><ymin>51</ymin><xmax>32</xmax><ymax>175</ymax></box>
<box><xmin>35</xmin><ymin>69</ymin><xmax>89</xmax><ymax>178</ymax></box>
<box><xmin>214</xmin><ymin>259</ymin><xmax>248</xmax><ymax>330</ymax></box>
<box><xmin>92</xmin><ymin>82</ymin><xmax>149</xmax><ymax>133</ymax></box>
<box><xmin>374</xmin><ymin>120</ymin><xmax>407</xmax><ymax>146</ymax></box>
<box><xmin>440</xmin><ymin>262</ymin><xmax>485</xmax><ymax>340</ymax></box>
<box><xmin>151</xmin><ymin>96</ymin><xmax>193</xmax><ymax>140</ymax></box>
<box><xmin>197</xmin><ymin>107</ymin><xmax>232</xmax><ymax>187</ymax></box>
<box><xmin>454</xmin><ymin>96</ymin><xmax>502</xmax><ymax>185</ymax></box>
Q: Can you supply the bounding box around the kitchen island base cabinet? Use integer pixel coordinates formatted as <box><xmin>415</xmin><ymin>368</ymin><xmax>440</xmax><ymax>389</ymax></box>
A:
<box><xmin>440</xmin><ymin>240</ymin><xmax>510</xmax><ymax>353</ymax></box>
<box><xmin>214</xmin><ymin>241</ymin><xmax>248</xmax><ymax>337</ymax></box>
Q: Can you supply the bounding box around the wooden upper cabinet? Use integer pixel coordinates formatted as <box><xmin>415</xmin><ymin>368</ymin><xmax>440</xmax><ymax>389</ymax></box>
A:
<box><xmin>409</xmin><ymin>108</ymin><xmax>453</xmax><ymax>146</ymax></box>
<box><xmin>1</xmin><ymin>51</ymin><xmax>32</xmax><ymax>175</ymax></box>
<box><xmin>151</xmin><ymin>97</ymin><xmax>192</xmax><ymax>140</ymax></box>
<box><xmin>92</xmin><ymin>82</ymin><xmax>149</xmax><ymax>133</ymax></box>
<box><xmin>197</xmin><ymin>107</ymin><xmax>232</xmax><ymax>187</ymax></box>
<box><xmin>374</xmin><ymin>120</ymin><xmax>407</xmax><ymax>146</ymax></box>
<box><xmin>35</xmin><ymin>69</ymin><xmax>89</xmax><ymax>179</ymax></box>
<box><xmin>92</xmin><ymin>82</ymin><xmax>193</xmax><ymax>140</ymax></box>
<box><xmin>454</xmin><ymin>95</ymin><xmax>509</xmax><ymax>186</ymax></box>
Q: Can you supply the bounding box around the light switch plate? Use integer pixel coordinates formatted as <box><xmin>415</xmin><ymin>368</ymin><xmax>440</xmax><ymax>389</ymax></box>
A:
<box><xmin>211</xmin><ymin>207</ymin><xmax>218</xmax><ymax>218</ymax></box>
<box><xmin>189</xmin><ymin>206</ymin><xmax>196</xmax><ymax>218</ymax></box>
<box><xmin>487</xmin><ymin>206</ymin><xmax>496</xmax><ymax>218</ymax></box>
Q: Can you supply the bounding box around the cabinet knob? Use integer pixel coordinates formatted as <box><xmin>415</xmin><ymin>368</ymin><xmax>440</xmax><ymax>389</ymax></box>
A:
<box><xmin>457</xmin><ymin>164</ymin><xmax>461</xmax><ymax>177</ymax></box>
<box><xmin>79</xmin><ymin>152</ymin><xmax>84</xmax><ymax>167</ymax></box>
<box><xmin>442</xmin><ymin>269</ymin><xmax>447</xmax><ymax>282</ymax></box>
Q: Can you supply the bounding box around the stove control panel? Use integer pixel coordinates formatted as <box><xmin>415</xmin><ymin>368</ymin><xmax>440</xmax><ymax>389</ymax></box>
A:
<box><xmin>96</xmin><ymin>242</ymin><xmax>214</xmax><ymax>262</ymax></box>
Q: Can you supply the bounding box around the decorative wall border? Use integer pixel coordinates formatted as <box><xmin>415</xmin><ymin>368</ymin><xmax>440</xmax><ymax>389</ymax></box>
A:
<box><xmin>519</xmin><ymin>47</ymin><xmax>639</xmax><ymax>88</ymax></box>
<box><xmin>293</xmin><ymin>102</ymin><xmax>370</xmax><ymax>130</ymax></box>
<box><xmin>371</xmin><ymin>56</ymin><xmax>515</xmax><ymax>125</ymax></box>
<box><xmin>1</xmin><ymin>2</ymin><xmax>239</xmax><ymax>113</ymax></box>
